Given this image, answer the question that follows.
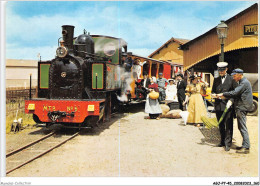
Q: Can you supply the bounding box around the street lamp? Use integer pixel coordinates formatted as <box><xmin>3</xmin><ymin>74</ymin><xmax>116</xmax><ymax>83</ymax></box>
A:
<box><xmin>216</xmin><ymin>20</ymin><xmax>228</xmax><ymax>62</ymax></box>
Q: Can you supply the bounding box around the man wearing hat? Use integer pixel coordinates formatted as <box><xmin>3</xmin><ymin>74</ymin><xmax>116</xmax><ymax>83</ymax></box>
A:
<box><xmin>211</xmin><ymin>62</ymin><xmax>238</xmax><ymax>151</ymax></box>
<box><xmin>217</xmin><ymin>68</ymin><xmax>253</xmax><ymax>154</ymax></box>
<box><xmin>176</xmin><ymin>73</ymin><xmax>187</xmax><ymax>111</ymax></box>
<box><xmin>157</xmin><ymin>72</ymin><xmax>168</xmax><ymax>103</ymax></box>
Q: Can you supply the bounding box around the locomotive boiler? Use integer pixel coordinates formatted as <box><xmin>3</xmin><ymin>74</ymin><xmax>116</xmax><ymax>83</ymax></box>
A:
<box><xmin>25</xmin><ymin>25</ymin><xmax>128</xmax><ymax>128</ymax></box>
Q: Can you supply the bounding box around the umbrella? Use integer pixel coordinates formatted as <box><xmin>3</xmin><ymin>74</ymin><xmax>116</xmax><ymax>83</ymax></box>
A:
<box><xmin>201</xmin><ymin>100</ymin><xmax>232</xmax><ymax>129</ymax></box>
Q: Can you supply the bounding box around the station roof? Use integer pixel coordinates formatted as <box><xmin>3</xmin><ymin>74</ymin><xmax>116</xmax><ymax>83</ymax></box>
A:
<box><xmin>148</xmin><ymin>37</ymin><xmax>190</xmax><ymax>58</ymax></box>
<box><xmin>180</xmin><ymin>3</ymin><xmax>257</xmax><ymax>50</ymax></box>
<box><xmin>131</xmin><ymin>53</ymin><xmax>183</xmax><ymax>66</ymax></box>
<box><xmin>179</xmin><ymin>3</ymin><xmax>258</xmax><ymax>71</ymax></box>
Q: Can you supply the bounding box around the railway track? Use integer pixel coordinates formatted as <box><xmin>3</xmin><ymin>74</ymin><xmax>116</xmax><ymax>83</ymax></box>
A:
<box><xmin>6</xmin><ymin>131</ymin><xmax>79</xmax><ymax>175</ymax></box>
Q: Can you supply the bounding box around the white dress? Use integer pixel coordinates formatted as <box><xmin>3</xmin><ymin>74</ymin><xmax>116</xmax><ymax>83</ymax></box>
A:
<box><xmin>132</xmin><ymin>65</ymin><xmax>142</xmax><ymax>79</ymax></box>
<box><xmin>165</xmin><ymin>84</ymin><xmax>178</xmax><ymax>102</ymax></box>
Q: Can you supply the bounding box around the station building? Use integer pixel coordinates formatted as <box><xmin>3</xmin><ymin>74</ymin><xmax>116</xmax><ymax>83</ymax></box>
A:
<box><xmin>6</xmin><ymin>59</ymin><xmax>38</xmax><ymax>88</ymax></box>
<box><xmin>148</xmin><ymin>37</ymin><xmax>189</xmax><ymax>77</ymax></box>
<box><xmin>148</xmin><ymin>37</ymin><xmax>189</xmax><ymax>65</ymax></box>
<box><xmin>179</xmin><ymin>3</ymin><xmax>258</xmax><ymax>77</ymax></box>
<box><xmin>149</xmin><ymin>3</ymin><xmax>258</xmax><ymax>87</ymax></box>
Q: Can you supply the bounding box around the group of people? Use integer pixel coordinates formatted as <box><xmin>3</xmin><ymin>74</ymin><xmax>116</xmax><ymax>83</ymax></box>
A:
<box><xmin>143</xmin><ymin>71</ymin><xmax>209</xmax><ymax>126</ymax></box>
<box><xmin>142</xmin><ymin>72</ymin><xmax>187</xmax><ymax>120</ymax></box>
<box><xmin>141</xmin><ymin>61</ymin><xmax>253</xmax><ymax>154</ymax></box>
<box><xmin>123</xmin><ymin>54</ymin><xmax>253</xmax><ymax>154</ymax></box>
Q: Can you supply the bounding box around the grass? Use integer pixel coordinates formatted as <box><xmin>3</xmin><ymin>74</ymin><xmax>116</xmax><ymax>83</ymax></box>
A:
<box><xmin>6</xmin><ymin>100</ymin><xmax>36</xmax><ymax>134</ymax></box>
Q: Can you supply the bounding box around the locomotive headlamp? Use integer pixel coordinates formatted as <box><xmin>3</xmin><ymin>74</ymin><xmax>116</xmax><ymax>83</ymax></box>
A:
<box><xmin>88</xmin><ymin>105</ymin><xmax>95</xmax><ymax>112</ymax></box>
<box><xmin>28</xmin><ymin>103</ymin><xmax>35</xmax><ymax>111</ymax></box>
<box><xmin>56</xmin><ymin>46</ymin><xmax>68</xmax><ymax>58</ymax></box>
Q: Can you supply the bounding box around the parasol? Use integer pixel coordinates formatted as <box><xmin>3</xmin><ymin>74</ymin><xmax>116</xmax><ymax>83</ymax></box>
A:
<box><xmin>201</xmin><ymin>100</ymin><xmax>233</xmax><ymax>129</ymax></box>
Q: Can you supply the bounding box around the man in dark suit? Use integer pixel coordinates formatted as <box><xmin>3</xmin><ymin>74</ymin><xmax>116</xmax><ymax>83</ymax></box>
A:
<box><xmin>211</xmin><ymin>62</ymin><xmax>238</xmax><ymax>151</ymax></box>
<box><xmin>176</xmin><ymin>73</ymin><xmax>186</xmax><ymax>111</ymax></box>
<box><xmin>135</xmin><ymin>72</ymin><xmax>151</xmax><ymax>100</ymax></box>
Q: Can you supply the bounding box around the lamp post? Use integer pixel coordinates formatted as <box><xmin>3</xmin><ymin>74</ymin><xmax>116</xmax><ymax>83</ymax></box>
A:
<box><xmin>216</xmin><ymin>20</ymin><xmax>228</xmax><ymax>62</ymax></box>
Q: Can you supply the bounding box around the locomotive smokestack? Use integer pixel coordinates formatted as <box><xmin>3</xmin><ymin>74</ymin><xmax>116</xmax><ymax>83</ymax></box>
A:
<box><xmin>62</xmin><ymin>25</ymin><xmax>75</xmax><ymax>53</ymax></box>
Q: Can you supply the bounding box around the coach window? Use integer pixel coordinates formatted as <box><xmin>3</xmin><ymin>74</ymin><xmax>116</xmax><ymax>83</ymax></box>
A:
<box><xmin>143</xmin><ymin>62</ymin><xmax>149</xmax><ymax>76</ymax></box>
<box><xmin>159</xmin><ymin>64</ymin><xmax>164</xmax><ymax>74</ymax></box>
<box><xmin>151</xmin><ymin>63</ymin><xmax>157</xmax><ymax>77</ymax></box>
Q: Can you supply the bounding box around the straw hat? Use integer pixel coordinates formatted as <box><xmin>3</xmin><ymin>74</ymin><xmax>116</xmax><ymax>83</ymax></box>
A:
<box><xmin>189</xmin><ymin>75</ymin><xmax>201</xmax><ymax>79</ymax></box>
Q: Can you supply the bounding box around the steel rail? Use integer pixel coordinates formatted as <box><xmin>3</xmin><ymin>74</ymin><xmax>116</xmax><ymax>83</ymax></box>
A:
<box><xmin>6</xmin><ymin>132</ymin><xmax>79</xmax><ymax>175</ymax></box>
<box><xmin>6</xmin><ymin>131</ymin><xmax>56</xmax><ymax>158</ymax></box>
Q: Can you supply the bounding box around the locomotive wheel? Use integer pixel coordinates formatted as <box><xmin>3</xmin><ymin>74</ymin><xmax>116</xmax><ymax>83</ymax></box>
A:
<box><xmin>83</xmin><ymin>116</ymin><xmax>99</xmax><ymax>128</ymax></box>
<box><xmin>111</xmin><ymin>92</ymin><xmax>120</xmax><ymax>113</ymax></box>
<box><xmin>104</xmin><ymin>92</ymin><xmax>112</xmax><ymax>121</ymax></box>
<box><xmin>33</xmin><ymin>114</ymin><xmax>43</xmax><ymax>124</ymax></box>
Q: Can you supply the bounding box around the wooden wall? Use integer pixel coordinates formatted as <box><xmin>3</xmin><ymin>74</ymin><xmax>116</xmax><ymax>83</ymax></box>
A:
<box><xmin>183</xmin><ymin>4</ymin><xmax>258</xmax><ymax>71</ymax></box>
<box><xmin>151</xmin><ymin>41</ymin><xmax>184</xmax><ymax>65</ymax></box>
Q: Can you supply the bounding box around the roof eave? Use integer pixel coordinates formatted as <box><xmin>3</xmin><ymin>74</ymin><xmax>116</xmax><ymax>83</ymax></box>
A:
<box><xmin>179</xmin><ymin>3</ymin><xmax>257</xmax><ymax>50</ymax></box>
<box><xmin>149</xmin><ymin>37</ymin><xmax>190</xmax><ymax>57</ymax></box>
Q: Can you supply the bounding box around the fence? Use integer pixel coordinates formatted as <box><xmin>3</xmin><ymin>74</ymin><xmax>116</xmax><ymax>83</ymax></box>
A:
<box><xmin>6</xmin><ymin>87</ymin><xmax>37</xmax><ymax>115</ymax></box>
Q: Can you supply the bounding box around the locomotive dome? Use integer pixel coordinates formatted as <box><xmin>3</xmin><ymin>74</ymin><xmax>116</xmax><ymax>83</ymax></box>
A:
<box><xmin>74</xmin><ymin>33</ymin><xmax>95</xmax><ymax>56</ymax></box>
<box><xmin>75</xmin><ymin>34</ymin><xmax>94</xmax><ymax>45</ymax></box>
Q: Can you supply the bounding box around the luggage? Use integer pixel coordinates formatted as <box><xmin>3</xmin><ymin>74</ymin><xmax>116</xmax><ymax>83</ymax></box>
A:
<box><xmin>149</xmin><ymin>91</ymin><xmax>159</xmax><ymax>100</ymax></box>
<box><xmin>167</xmin><ymin>101</ymin><xmax>179</xmax><ymax>110</ymax></box>
<box><xmin>165</xmin><ymin>109</ymin><xmax>182</xmax><ymax>119</ymax></box>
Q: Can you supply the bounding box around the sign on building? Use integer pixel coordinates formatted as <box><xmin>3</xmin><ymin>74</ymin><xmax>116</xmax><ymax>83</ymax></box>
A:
<box><xmin>244</xmin><ymin>24</ymin><xmax>258</xmax><ymax>35</ymax></box>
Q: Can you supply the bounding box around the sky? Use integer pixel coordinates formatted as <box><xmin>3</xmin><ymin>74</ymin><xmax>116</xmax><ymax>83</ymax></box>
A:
<box><xmin>4</xmin><ymin>0</ymin><xmax>257</xmax><ymax>61</ymax></box>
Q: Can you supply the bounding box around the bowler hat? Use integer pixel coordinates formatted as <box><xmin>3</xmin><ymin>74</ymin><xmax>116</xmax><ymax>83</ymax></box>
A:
<box><xmin>231</xmin><ymin>68</ymin><xmax>243</xmax><ymax>76</ymax></box>
<box><xmin>189</xmin><ymin>75</ymin><xmax>196</xmax><ymax>80</ymax></box>
<box><xmin>189</xmin><ymin>75</ymin><xmax>200</xmax><ymax>80</ymax></box>
<box><xmin>176</xmin><ymin>73</ymin><xmax>183</xmax><ymax>78</ymax></box>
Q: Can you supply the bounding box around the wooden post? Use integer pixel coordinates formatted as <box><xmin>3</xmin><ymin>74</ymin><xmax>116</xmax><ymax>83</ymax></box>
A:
<box><xmin>149</xmin><ymin>61</ymin><xmax>152</xmax><ymax>78</ymax></box>
<box><xmin>156</xmin><ymin>63</ymin><xmax>160</xmax><ymax>79</ymax></box>
<box><xmin>140</xmin><ymin>60</ymin><xmax>144</xmax><ymax>79</ymax></box>
<box><xmin>29</xmin><ymin>74</ymin><xmax>32</xmax><ymax>99</ymax></box>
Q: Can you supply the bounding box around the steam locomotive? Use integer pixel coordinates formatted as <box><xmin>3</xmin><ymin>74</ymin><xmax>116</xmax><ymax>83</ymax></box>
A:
<box><xmin>25</xmin><ymin>25</ymin><xmax>179</xmax><ymax>128</ymax></box>
<box><xmin>25</xmin><ymin>25</ymin><xmax>128</xmax><ymax>128</ymax></box>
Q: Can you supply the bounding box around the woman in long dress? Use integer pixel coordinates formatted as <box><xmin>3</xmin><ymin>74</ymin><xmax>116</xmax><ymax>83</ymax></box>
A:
<box><xmin>183</xmin><ymin>75</ymin><xmax>207</xmax><ymax>126</ymax></box>
<box><xmin>145</xmin><ymin>77</ymin><xmax>162</xmax><ymax>120</ymax></box>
